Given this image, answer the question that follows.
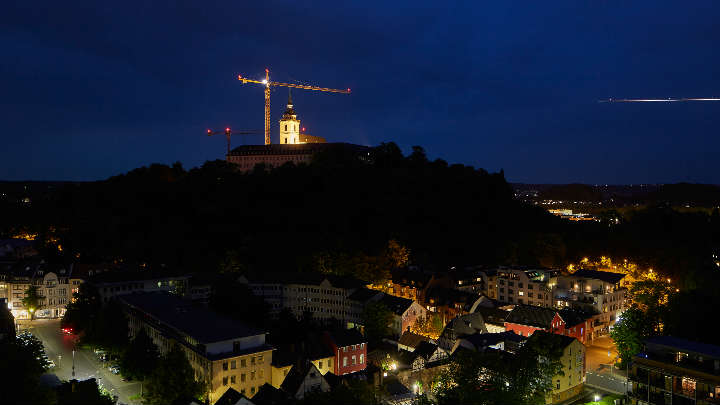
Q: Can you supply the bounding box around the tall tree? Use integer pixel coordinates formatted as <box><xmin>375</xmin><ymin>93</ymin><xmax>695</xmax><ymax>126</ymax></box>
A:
<box><xmin>361</xmin><ymin>302</ymin><xmax>393</xmax><ymax>345</ymax></box>
<box><xmin>144</xmin><ymin>344</ymin><xmax>205</xmax><ymax>405</ymax></box>
<box><xmin>22</xmin><ymin>285</ymin><xmax>42</xmax><ymax>320</ymax></box>
<box><xmin>610</xmin><ymin>306</ymin><xmax>653</xmax><ymax>367</ymax></box>
<box><xmin>56</xmin><ymin>378</ymin><xmax>114</xmax><ymax>405</ymax></box>
<box><xmin>120</xmin><ymin>328</ymin><xmax>160</xmax><ymax>381</ymax></box>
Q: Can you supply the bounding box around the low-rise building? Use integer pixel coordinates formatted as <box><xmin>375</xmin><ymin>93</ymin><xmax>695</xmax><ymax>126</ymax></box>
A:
<box><xmin>280</xmin><ymin>361</ymin><xmax>330</xmax><ymax>400</ymax></box>
<box><xmin>91</xmin><ymin>271</ymin><xmax>190</xmax><ymax>304</ymax></box>
<box><xmin>397</xmin><ymin>331</ymin><xmax>431</xmax><ymax>352</ymax></box>
<box><xmin>504</xmin><ymin>305</ymin><xmax>564</xmax><ymax>338</ymax></box>
<box><xmin>378</xmin><ymin>294</ymin><xmax>426</xmax><ymax>339</ymax></box>
<box><xmin>322</xmin><ymin>329</ymin><xmax>367</xmax><ymax>375</ymax></box>
<box><xmin>526</xmin><ymin>331</ymin><xmax>585</xmax><ymax>404</ymax></box>
<box><xmin>437</xmin><ymin>312</ymin><xmax>489</xmax><ymax>352</ymax></box>
<box><xmin>120</xmin><ymin>292</ymin><xmax>273</xmax><ymax>403</ymax></box>
<box><xmin>628</xmin><ymin>336</ymin><xmax>720</xmax><ymax>405</ymax></box>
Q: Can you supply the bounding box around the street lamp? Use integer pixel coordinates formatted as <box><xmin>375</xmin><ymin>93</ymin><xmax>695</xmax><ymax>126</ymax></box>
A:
<box><xmin>594</xmin><ymin>394</ymin><xmax>600</xmax><ymax>402</ymax></box>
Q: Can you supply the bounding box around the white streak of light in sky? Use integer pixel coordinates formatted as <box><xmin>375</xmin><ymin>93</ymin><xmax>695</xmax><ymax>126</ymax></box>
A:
<box><xmin>600</xmin><ymin>98</ymin><xmax>720</xmax><ymax>103</ymax></box>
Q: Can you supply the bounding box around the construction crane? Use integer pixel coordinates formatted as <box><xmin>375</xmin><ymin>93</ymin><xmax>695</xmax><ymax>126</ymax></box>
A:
<box><xmin>237</xmin><ymin>68</ymin><xmax>351</xmax><ymax>145</ymax></box>
<box><xmin>206</xmin><ymin>127</ymin><xmax>261</xmax><ymax>155</ymax></box>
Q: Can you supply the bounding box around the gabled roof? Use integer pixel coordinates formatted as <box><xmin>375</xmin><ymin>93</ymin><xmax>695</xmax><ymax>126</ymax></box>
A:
<box><xmin>526</xmin><ymin>330</ymin><xmax>577</xmax><ymax>350</ymax></box>
<box><xmin>443</xmin><ymin>312</ymin><xmax>488</xmax><ymax>338</ymax></box>
<box><xmin>558</xmin><ymin>308</ymin><xmax>595</xmax><ymax>327</ymax></box>
<box><xmin>347</xmin><ymin>287</ymin><xmax>382</xmax><ymax>303</ymax></box>
<box><xmin>474</xmin><ymin>307</ymin><xmax>511</xmax><ymax>325</ymax></box>
<box><xmin>214</xmin><ymin>387</ymin><xmax>251</xmax><ymax>405</ymax></box>
<box><xmin>377</xmin><ymin>294</ymin><xmax>415</xmax><ymax>316</ymax></box>
<box><xmin>279</xmin><ymin>360</ymin><xmax>326</xmax><ymax>397</ymax></box>
<box><xmin>325</xmin><ymin>328</ymin><xmax>366</xmax><ymax>347</ymax></box>
<box><xmin>413</xmin><ymin>341</ymin><xmax>440</xmax><ymax>360</ymax></box>
<box><xmin>505</xmin><ymin>305</ymin><xmax>560</xmax><ymax>329</ymax></box>
<box><xmin>570</xmin><ymin>269</ymin><xmax>626</xmax><ymax>284</ymax></box>
<box><xmin>252</xmin><ymin>384</ymin><xmax>289</xmax><ymax>405</ymax></box>
<box><xmin>398</xmin><ymin>331</ymin><xmax>430</xmax><ymax>350</ymax></box>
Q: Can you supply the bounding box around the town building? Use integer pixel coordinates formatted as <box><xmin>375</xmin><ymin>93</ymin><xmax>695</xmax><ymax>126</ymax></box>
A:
<box><xmin>269</xmin><ymin>334</ymin><xmax>335</xmax><ymax>389</ymax></box>
<box><xmin>238</xmin><ymin>273</ymin><xmax>364</xmax><ymax>325</ymax></box>
<box><xmin>423</xmin><ymin>287</ymin><xmax>486</xmax><ymax>324</ymax></box>
<box><xmin>397</xmin><ymin>331</ymin><xmax>431</xmax><ymax>352</ymax></box>
<box><xmin>452</xmin><ymin>331</ymin><xmax>526</xmax><ymax>354</ymax></box>
<box><xmin>474</xmin><ymin>306</ymin><xmax>511</xmax><ymax>333</ymax></box>
<box><xmin>0</xmin><ymin>260</ymin><xmax>84</xmax><ymax>320</ymax></box>
<box><xmin>90</xmin><ymin>271</ymin><xmax>191</xmax><ymax>304</ymax></box>
<box><xmin>385</xmin><ymin>268</ymin><xmax>434</xmax><ymax>302</ymax></box>
<box><xmin>322</xmin><ymin>329</ymin><xmax>367</xmax><ymax>375</ymax></box>
<box><xmin>378</xmin><ymin>294</ymin><xmax>426</xmax><ymax>339</ymax></box>
<box><xmin>526</xmin><ymin>331</ymin><xmax>585</xmax><ymax>404</ymax></box>
<box><xmin>280</xmin><ymin>361</ymin><xmax>331</xmax><ymax>400</ymax></box>
<box><xmin>552</xmin><ymin>269</ymin><xmax>627</xmax><ymax>336</ymax></box>
<box><xmin>628</xmin><ymin>336</ymin><xmax>720</xmax><ymax>405</ymax></box>
<box><xmin>504</xmin><ymin>305</ymin><xmax>564</xmax><ymax>338</ymax></box>
<box><xmin>495</xmin><ymin>267</ymin><xmax>559</xmax><ymax>306</ymax></box>
<box><xmin>119</xmin><ymin>292</ymin><xmax>273</xmax><ymax>403</ymax></box>
<box><xmin>437</xmin><ymin>312</ymin><xmax>489</xmax><ymax>352</ymax></box>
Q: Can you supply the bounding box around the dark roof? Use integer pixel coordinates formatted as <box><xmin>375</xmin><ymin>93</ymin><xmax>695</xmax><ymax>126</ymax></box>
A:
<box><xmin>558</xmin><ymin>308</ymin><xmax>595</xmax><ymax>327</ymax></box>
<box><xmin>505</xmin><ymin>305</ymin><xmax>559</xmax><ymax>329</ymax></box>
<box><xmin>347</xmin><ymin>287</ymin><xmax>382</xmax><ymax>303</ymax></box>
<box><xmin>414</xmin><ymin>341</ymin><xmax>440</xmax><ymax>359</ymax></box>
<box><xmin>377</xmin><ymin>294</ymin><xmax>415</xmax><ymax>316</ymax></box>
<box><xmin>474</xmin><ymin>307</ymin><xmax>511</xmax><ymax>325</ymax></box>
<box><xmin>444</xmin><ymin>312</ymin><xmax>488</xmax><ymax>338</ymax></box>
<box><xmin>526</xmin><ymin>330</ymin><xmax>577</xmax><ymax>350</ymax></box>
<box><xmin>461</xmin><ymin>331</ymin><xmax>526</xmax><ymax>349</ymax></box>
<box><xmin>325</xmin><ymin>328</ymin><xmax>365</xmax><ymax>347</ymax></box>
<box><xmin>229</xmin><ymin>142</ymin><xmax>371</xmax><ymax>157</ymax></box>
<box><xmin>645</xmin><ymin>336</ymin><xmax>720</xmax><ymax>358</ymax></box>
<box><xmin>241</xmin><ymin>272</ymin><xmax>363</xmax><ymax>289</ymax></box>
<box><xmin>119</xmin><ymin>292</ymin><xmax>265</xmax><ymax>344</ymax></box>
<box><xmin>280</xmin><ymin>360</ymin><xmax>325</xmax><ymax>396</ymax></box>
<box><xmin>252</xmin><ymin>384</ymin><xmax>289</xmax><ymax>405</ymax></box>
<box><xmin>214</xmin><ymin>387</ymin><xmax>247</xmax><ymax>405</ymax></box>
<box><xmin>398</xmin><ymin>331</ymin><xmax>430</xmax><ymax>349</ymax></box>
<box><xmin>570</xmin><ymin>269</ymin><xmax>626</xmax><ymax>284</ymax></box>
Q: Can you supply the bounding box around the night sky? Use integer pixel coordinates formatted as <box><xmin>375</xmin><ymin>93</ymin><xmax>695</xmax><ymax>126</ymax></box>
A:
<box><xmin>2</xmin><ymin>1</ymin><xmax>720</xmax><ymax>184</ymax></box>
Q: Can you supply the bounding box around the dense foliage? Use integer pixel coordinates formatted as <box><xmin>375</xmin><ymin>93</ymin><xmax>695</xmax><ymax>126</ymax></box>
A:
<box><xmin>143</xmin><ymin>344</ymin><xmax>206</xmax><ymax>405</ymax></box>
<box><xmin>0</xmin><ymin>332</ymin><xmax>56</xmax><ymax>405</ymax></box>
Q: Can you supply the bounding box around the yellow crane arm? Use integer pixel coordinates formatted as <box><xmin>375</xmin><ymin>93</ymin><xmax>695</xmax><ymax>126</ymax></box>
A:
<box><xmin>237</xmin><ymin>75</ymin><xmax>350</xmax><ymax>94</ymax></box>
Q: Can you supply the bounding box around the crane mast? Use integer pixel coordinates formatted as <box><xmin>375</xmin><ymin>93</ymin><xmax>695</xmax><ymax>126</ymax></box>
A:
<box><xmin>238</xmin><ymin>68</ymin><xmax>350</xmax><ymax>145</ymax></box>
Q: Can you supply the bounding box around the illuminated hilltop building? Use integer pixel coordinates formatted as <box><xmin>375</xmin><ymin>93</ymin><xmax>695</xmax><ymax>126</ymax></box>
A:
<box><xmin>227</xmin><ymin>92</ymin><xmax>368</xmax><ymax>171</ymax></box>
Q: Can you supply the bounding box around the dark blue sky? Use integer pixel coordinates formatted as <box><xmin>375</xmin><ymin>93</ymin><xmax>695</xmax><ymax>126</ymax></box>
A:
<box><xmin>2</xmin><ymin>1</ymin><xmax>719</xmax><ymax>183</ymax></box>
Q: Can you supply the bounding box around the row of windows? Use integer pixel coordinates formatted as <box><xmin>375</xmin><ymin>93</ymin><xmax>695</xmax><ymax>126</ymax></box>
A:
<box><xmin>222</xmin><ymin>355</ymin><xmax>264</xmax><ymax>371</ymax></box>
<box><xmin>341</xmin><ymin>353</ymin><xmax>364</xmax><ymax>367</ymax></box>
<box><xmin>221</xmin><ymin>369</ymin><xmax>264</xmax><ymax>386</ymax></box>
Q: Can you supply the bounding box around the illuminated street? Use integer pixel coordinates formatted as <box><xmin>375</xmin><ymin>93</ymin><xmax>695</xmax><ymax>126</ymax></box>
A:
<box><xmin>24</xmin><ymin>319</ymin><xmax>141</xmax><ymax>405</ymax></box>
<box><xmin>586</xmin><ymin>335</ymin><xmax>621</xmax><ymax>375</ymax></box>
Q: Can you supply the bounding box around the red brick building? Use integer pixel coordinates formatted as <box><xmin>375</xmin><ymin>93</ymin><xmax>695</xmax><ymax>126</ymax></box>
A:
<box><xmin>504</xmin><ymin>305</ymin><xmax>565</xmax><ymax>338</ymax></box>
<box><xmin>322</xmin><ymin>329</ymin><xmax>367</xmax><ymax>375</ymax></box>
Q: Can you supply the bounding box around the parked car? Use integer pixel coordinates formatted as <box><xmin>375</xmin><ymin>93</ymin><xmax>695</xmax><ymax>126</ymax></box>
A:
<box><xmin>108</xmin><ymin>365</ymin><xmax>120</xmax><ymax>374</ymax></box>
<box><xmin>47</xmin><ymin>360</ymin><xmax>56</xmax><ymax>368</ymax></box>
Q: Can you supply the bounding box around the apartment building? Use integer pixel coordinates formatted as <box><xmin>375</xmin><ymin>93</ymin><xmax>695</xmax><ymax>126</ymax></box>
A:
<box><xmin>322</xmin><ymin>329</ymin><xmax>367</xmax><ymax>375</ymax></box>
<box><xmin>0</xmin><ymin>260</ymin><xmax>83</xmax><ymax>320</ymax></box>
<box><xmin>527</xmin><ymin>331</ymin><xmax>586</xmax><ymax>404</ymax></box>
<box><xmin>495</xmin><ymin>267</ymin><xmax>558</xmax><ymax>307</ymax></box>
<box><xmin>552</xmin><ymin>269</ymin><xmax>627</xmax><ymax>335</ymax></box>
<box><xmin>238</xmin><ymin>273</ymin><xmax>363</xmax><ymax>324</ymax></box>
<box><xmin>628</xmin><ymin>336</ymin><xmax>720</xmax><ymax>405</ymax></box>
<box><xmin>120</xmin><ymin>292</ymin><xmax>273</xmax><ymax>403</ymax></box>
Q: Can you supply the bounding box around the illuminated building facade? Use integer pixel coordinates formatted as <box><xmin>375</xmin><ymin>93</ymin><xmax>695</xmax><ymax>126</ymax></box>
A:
<box><xmin>496</xmin><ymin>267</ymin><xmax>558</xmax><ymax>307</ymax></box>
<box><xmin>628</xmin><ymin>336</ymin><xmax>720</xmax><ymax>405</ymax></box>
<box><xmin>121</xmin><ymin>292</ymin><xmax>274</xmax><ymax>402</ymax></box>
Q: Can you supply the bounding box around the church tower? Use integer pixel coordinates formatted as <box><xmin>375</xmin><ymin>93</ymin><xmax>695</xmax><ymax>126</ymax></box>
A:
<box><xmin>279</xmin><ymin>90</ymin><xmax>300</xmax><ymax>144</ymax></box>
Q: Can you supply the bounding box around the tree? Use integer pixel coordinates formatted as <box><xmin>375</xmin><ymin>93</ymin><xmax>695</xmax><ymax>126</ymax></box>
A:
<box><xmin>144</xmin><ymin>344</ymin><xmax>205</xmax><ymax>405</ymax></box>
<box><xmin>22</xmin><ymin>285</ymin><xmax>42</xmax><ymax>320</ymax></box>
<box><xmin>120</xmin><ymin>328</ymin><xmax>160</xmax><ymax>381</ymax></box>
<box><xmin>610</xmin><ymin>306</ymin><xmax>653</xmax><ymax>367</ymax></box>
<box><xmin>361</xmin><ymin>302</ymin><xmax>393</xmax><ymax>345</ymax></box>
<box><xmin>56</xmin><ymin>378</ymin><xmax>114</xmax><ymax>405</ymax></box>
<box><xmin>0</xmin><ymin>333</ymin><xmax>56</xmax><ymax>405</ymax></box>
<box><xmin>411</xmin><ymin>313</ymin><xmax>443</xmax><ymax>339</ymax></box>
<box><xmin>62</xmin><ymin>282</ymin><xmax>101</xmax><ymax>334</ymax></box>
<box><xmin>386</xmin><ymin>239</ymin><xmax>410</xmax><ymax>269</ymax></box>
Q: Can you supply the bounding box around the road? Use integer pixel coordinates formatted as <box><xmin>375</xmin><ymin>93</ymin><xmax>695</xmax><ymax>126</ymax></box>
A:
<box><xmin>23</xmin><ymin>319</ymin><xmax>141</xmax><ymax>405</ymax></box>
<box><xmin>586</xmin><ymin>335</ymin><xmax>623</xmax><ymax>376</ymax></box>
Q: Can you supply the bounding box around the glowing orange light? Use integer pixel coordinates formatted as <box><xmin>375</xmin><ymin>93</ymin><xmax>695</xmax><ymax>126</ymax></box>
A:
<box><xmin>302</xmin><ymin>127</ymin><xmax>306</xmax><ymax>132</ymax></box>
<box><xmin>225</xmin><ymin>127</ymin><xmax>231</xmax><ymax>132</ymax></box>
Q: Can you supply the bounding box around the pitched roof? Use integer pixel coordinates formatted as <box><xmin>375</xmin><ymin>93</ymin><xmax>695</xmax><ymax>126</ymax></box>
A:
<box><xmin>646</xmin><ymin>336</ymin><xmax>720</xmax><ymax>358</ymax></box>
<box><xmin>413</xmin><ymin>341</ymin><xmax>440</xmax><ymax>360</ymax></box>
<box><xmin>570</xmin><ymin>269</ymin><xmax>626</xmax><ymax>284</ymax></box>
<box><xmin>398</xmin><ymin>331</ymin><xmax>430</xmax><ymax>349</ymax></box>
<box><xmin>347</xmin><ymin>287</ymin><xmax>382</xmax><ymax>303</ymax></box>
<box><xmin>252</xmin><ymin>384</ymin><xmax>289</xmax><ymax>405</ymax></box>
<box><xmin>444</xmin><ymin>312</ymin><xmax>488</xmax><ymax>337</ymax></box>
<box><xmin>377</xmin><ymin>294</ymin><xmax>415</xmax><ymax>316</ymax></box>
<box><xmin>214</xmin><ymin>387</ymin><xmax>248</xmax><ymax>405</ymax></box>
<box><xmin>473</xmin><ymin>307</ymin><xmax>511</xmax><ymax>325</ymax></box>
<box><xmin>279</xmin><ymin>360</ymin><xmax>326</xmax><ymax>397</ymax></box>
<box><xmin>526</xmin><ymin>330</ymin><xmax>577</xmax><ymax>350</ymax></box>
<box><xmin>505</xmin><ymin>305</ymin><xmax>560</xmax><ymax>329</ymax></box>
<box><xmin>119</xmin><ymin>292</ymin><xmax>265</xmax><ymax>344</ymax></box>
<box><xmin>325</xmin><ymin>328</ymin><xmax>366</xmax><ymax>347</ymax></box>
<box><xmin>558</xmin><ymin>308</ymin><xmax>595</xmax><ymax>327</ymax></box>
